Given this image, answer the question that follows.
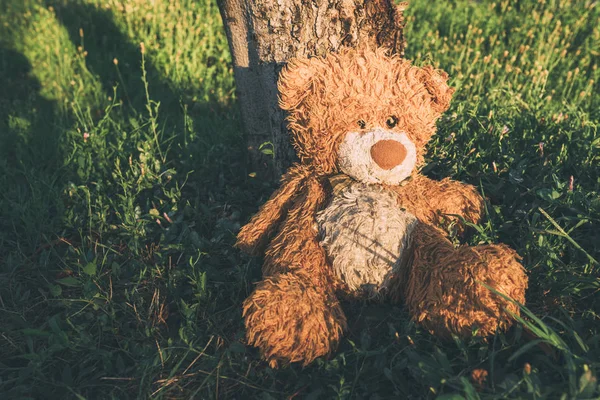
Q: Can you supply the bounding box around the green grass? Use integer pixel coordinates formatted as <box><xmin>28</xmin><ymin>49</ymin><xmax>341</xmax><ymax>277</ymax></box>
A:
<box><xmin>0</xmin><ymin>0</ymin><xmax>598</xmax><ymax>398</ymax></box>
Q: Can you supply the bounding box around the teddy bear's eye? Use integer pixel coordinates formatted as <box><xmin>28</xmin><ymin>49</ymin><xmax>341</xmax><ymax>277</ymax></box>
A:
<box><xmin>386</xmin><ymin>116</ymin><xmax>398</xmax><ymax>128</ymax></box>
<box><xmin>357</xmin><ymin>120</ymin><xmax>366</xmax><ymax>129</ymax></box>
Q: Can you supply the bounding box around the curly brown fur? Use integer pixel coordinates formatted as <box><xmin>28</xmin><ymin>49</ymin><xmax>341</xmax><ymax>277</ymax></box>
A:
<box><xmin>243</xmin><ymin>271</ymin><xmax>346</xmax><ymax>368</ymax></box>
<box><xmin>243</xmin><ymin>173</ymin><xmax>347</xmax><ymax>367</ymax></box>
<box><xmin>279</xmin><ymin>47</ymin><xmax>454</xmax><ymax>174</ymax></box>
<box><xmin>389</xmin><ymin>175</ymin><xmax>485</xmax><ymax>235</ymax></box>
<box><xmin>397</xmin><ymin>223</ymin><xmax>528</xmax><ymax>337</ymax></box>
<box><xmin>236</xmin><ymin>164</ymin><xmax>314</xmax><ymax>255</ymax></box>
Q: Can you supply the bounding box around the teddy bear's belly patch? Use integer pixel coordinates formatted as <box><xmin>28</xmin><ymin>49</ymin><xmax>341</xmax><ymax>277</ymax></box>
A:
<box><xmin>316</xmin><ymin>181</ymin><xmax>418</xmax><ymax>297</ymax></box>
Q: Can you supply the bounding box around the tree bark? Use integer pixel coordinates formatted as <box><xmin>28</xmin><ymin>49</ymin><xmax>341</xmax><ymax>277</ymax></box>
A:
<box><xmin>218</xmin><ymin>0</ymin><xmax>407</xmax><ymax>177</ymax></box>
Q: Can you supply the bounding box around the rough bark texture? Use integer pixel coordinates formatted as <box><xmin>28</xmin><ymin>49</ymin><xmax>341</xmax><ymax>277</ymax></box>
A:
<box><xmin>218</xmin><ymin>0</ymin><xmax>407</xmax><ymax>176</ymax></box>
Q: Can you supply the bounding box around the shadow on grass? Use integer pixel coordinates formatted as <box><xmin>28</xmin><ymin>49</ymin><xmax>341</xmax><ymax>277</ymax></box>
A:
<box><xmin>0</xmin><ymin>46</ymin><xmax>66</xmax><ymax>255</ymax></box>
<box><xmin>47</xmin><ymin>0</ymin><xmax>240</xmax><ymax>149</ymax></box>
<box><xmin>48</xmin><ymin>1</ymin><xmax>176</xmax><ymax>110</ymax></box>
<box><xmin>0</xmin><ymin>4</ymin><xmax>254</xmax><ymax>398</ymax></box>
<box><xmin>47</xmin><ymin>3</ymin><xmax>257</xmax><ymax>233</ymax></box>
<box><xmin>0</xmin><ymin>46</ymin><xmax>74</xmax><ymax>399</ymax></box>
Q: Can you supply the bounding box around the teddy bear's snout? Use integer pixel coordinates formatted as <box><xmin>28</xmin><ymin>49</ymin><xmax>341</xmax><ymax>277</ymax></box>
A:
<box><xmin>338</xmin><ymin>128</ymin><xmax>417</xmax><ymax>185</ymax></box>
<box><xmin>370</xmin><ymin>140</ymin><xmax>407</xmax><ymax>170</ymax></box>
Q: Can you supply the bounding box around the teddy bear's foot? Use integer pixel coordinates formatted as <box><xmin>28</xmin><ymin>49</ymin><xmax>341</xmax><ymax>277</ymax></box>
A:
<box><xmin>404</xmin><ymin>224</ymin><xmax>528</xmax><ymax>338</ymax></box>
<box><xmin>243</xmin><ymin>271</ymin><xmax>347</xmax><ymax>368</ymax></box>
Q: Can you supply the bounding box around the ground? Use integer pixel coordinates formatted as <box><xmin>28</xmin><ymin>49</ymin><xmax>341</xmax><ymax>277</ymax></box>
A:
<box><xmin>0</xmin><ymin>0</ymin><xmax>599</xmax><ymax>398</ymax></box>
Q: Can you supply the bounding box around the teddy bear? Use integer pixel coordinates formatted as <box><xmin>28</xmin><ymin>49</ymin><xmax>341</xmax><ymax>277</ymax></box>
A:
<box><xmin>236</xmin><ymin>48</ymin><xmax>528</xmax><ymax>368</ymax></box>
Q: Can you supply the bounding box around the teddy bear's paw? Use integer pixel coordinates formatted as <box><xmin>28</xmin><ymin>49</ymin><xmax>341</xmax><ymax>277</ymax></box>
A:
<box><xmin>243</xmin><ymin>272</ymin><xmax>347</xmax><ymax>368</ymax></box>
<box><xmin>407</xmin><ymin>243</ymin><xmax>528</xmax><ymax>339</ymax></box>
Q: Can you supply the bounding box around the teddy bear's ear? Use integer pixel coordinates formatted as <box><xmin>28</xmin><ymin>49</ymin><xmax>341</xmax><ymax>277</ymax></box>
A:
<box><xmin>278</xmin><ymin>55</ymin><xmax>328</xmax><ymax>111</ymax></box>
<box><xmin>418</xmin><ymin>66</ymin><xmax>454</xmax><ymax>114</ymax></box>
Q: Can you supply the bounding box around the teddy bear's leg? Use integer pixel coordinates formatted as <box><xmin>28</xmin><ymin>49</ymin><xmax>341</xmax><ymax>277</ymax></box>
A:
<box><xmin>402</xmin><ymin>223</ymin><xmax>528</xmax><ymax>338</ymax></box>
<box><xmin>243</xmin><ymin>179</ymin><xmax>347</xmax><ymax>367</ymax></box>
<box><xmin>243</xmin><ymin>270</ymin><xmax>346</xmax><ymax>367</ymax></box>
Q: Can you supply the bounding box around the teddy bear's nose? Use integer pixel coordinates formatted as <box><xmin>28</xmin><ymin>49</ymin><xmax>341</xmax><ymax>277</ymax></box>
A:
<box><xmin>370</xmin><ymin>140</ymin><xmax>407</xmax><ymax>170</ymax></box>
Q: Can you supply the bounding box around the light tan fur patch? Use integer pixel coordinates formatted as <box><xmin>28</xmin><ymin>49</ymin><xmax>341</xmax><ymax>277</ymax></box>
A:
<box><xmin>317</xmin><ymin>180</ymin><xmax>417</xmax><ymax>298</ymax></box>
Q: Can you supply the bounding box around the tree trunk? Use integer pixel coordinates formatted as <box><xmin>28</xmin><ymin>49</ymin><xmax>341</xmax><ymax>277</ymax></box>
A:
<box><xmin>218</xmin><ymin>0</ymin><xmax>407</xmax><ymax>177</ymax></box>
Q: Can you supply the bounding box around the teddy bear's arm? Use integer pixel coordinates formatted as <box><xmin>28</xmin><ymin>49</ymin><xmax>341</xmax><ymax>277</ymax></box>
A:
<box><xmin>391</xmin><ymin>175</ymin><xmax>484</xmax><ymax>235</ymax></box>
<box><xmin>236</xmin><ymin>164</ymin><xmax>314</xmax><ymax>255</ymax></box>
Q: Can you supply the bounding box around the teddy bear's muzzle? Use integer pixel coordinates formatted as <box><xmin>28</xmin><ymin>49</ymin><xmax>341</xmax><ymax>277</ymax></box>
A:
<box><xmin>338</xmin><ymin>128</ymin><xmax>417</xmax><ymax>185</ymax></box>
<box><xmin>370</xmin><ymin>140</ymin><xmax>407</xmax><ymax>170</ymax></box>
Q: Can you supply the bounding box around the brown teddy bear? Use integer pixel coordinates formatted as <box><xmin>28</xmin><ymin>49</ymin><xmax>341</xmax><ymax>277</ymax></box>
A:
<box><xmin>237</xmin><ymin>48</ymin><xmax>528</xmax><ymax>368</ymax></box>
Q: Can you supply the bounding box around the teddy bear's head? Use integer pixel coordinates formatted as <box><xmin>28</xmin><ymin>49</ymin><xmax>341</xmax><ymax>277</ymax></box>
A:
<box><xmin>279</xmin><ymin>48</ymin><xmax>454</xmax><ymax>185</ymax></box>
